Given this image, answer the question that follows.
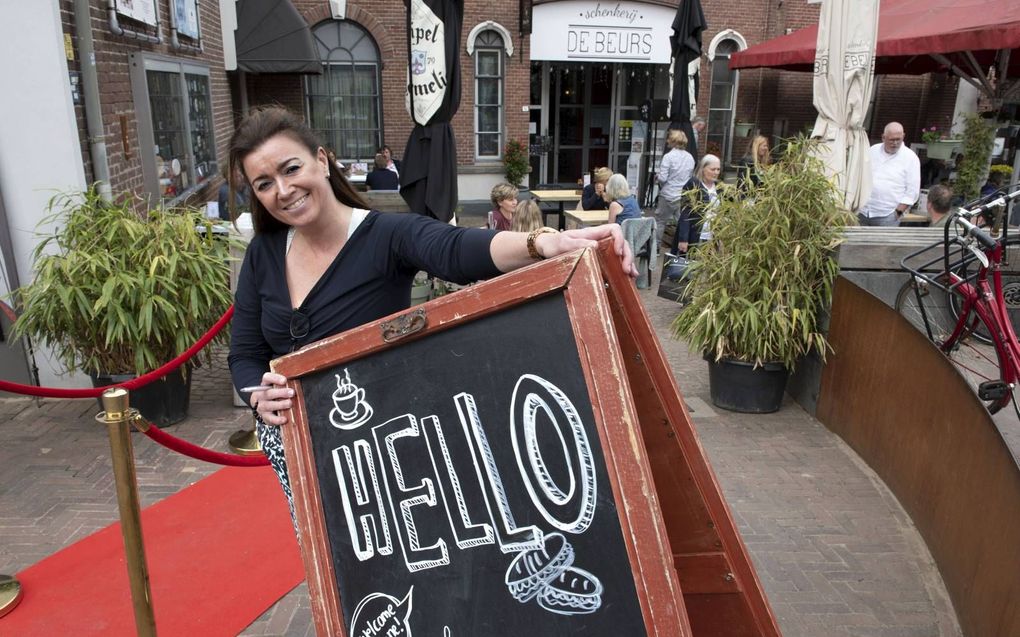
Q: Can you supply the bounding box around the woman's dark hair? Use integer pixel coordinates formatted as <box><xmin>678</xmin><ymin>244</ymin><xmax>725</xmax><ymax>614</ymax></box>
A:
<box><xmin>228</xmin><ymin>105</ymin><xmax>368</xmax><ymax>234</ymax></box>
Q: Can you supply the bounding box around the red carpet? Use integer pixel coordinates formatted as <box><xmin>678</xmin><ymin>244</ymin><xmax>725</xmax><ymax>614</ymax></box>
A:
<box><xmin>0</xmin><ymin>466</ymin><xmax>304</xmax><ymax>636</ymax></box>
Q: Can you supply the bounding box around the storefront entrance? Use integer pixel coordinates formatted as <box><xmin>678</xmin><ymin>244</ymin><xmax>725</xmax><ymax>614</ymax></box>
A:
<box><xmin>529</xmin><ymin>61</ymin><xmax>670</xmax><ymax>195</ymax></box>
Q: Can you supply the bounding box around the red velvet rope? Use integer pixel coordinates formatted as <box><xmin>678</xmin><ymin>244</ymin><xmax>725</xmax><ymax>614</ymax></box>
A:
<box><xmin>0</xmin><ymin>306</ymin><xmax>234</xmax><ymax>398</ymax></box>
<box><xmin>140</xmin><ymin>419</ymin><xmax>268</xmax><ymax>467</ymax></box>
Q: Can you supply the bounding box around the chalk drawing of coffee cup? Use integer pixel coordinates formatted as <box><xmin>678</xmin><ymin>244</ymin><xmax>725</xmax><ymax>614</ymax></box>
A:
<box><xmin>329</xmin><ymin>369</ymin><xmax>373</xmax><ymax>430</ymax></box>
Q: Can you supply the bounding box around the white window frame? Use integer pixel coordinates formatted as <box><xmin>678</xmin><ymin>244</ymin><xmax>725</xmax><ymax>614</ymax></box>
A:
<box><xmin>129</xmin><ymin>53</ymin><xmax>216</xmax><ymax>206</ymax></box>
<box><xmin>473</xmin><ymin>30</ymin><xmax>506</xmax><ymax>161</ymax></box>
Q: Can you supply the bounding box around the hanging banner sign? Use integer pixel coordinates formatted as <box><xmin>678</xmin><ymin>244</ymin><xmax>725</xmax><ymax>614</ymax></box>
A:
<box><xmin>115</xmin><ymin>0</ymin><xmax>158</xmax><ymax>27</ymax></box>
<box><xmin>530</xmin><ymin>1</ymin><xmax>674</xmax><ymax>64</ymax></box>
<box><xmin>406</xmin><ymin>0</ymin><xmax>447</xmax><ymax>125</ymax></box>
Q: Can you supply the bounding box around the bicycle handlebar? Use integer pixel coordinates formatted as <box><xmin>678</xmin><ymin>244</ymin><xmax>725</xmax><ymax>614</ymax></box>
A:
<box><xmin>954</xmin><ymin>215</ymin><xmax>998</xmax><ymax>250</ymax></box>
<box><xmin>950</xmin><ymin>185</ymin><xmax>1020</xmax><ymax>251</ymax></box>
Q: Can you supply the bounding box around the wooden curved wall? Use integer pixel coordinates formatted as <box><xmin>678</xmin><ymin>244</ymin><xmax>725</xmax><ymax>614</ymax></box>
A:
<box><xmin>817</xmin><ymin>277</ymin><xmax>1020</xmax><ymax>637</ymax></box>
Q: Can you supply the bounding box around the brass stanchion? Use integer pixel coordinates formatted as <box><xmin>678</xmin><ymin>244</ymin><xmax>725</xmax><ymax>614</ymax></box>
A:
<box><xmin>228</xmin><ymin>412</ymin><xmax>263</xmax><ymax>456</ymax></box>
<box><xmin>0</xmin><ymin>574</ymin><xmax>22</xmax><ymax>617</ymax></box>
<box><xmin>96</xmin><ymin>388</ymin><xmax>156</xmax><ymax>637</ymax></box>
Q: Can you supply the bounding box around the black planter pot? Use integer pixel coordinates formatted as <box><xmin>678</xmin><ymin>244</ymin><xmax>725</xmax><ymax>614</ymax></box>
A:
<box><xmin>704</xmin><ymin>354</ymin><xmax>788</xmax><ymax>413</ymax></box>
<box><xmin>91</xmin><ymin>367</ymin><xmax>193</xmax><ymax>427</ymax></box>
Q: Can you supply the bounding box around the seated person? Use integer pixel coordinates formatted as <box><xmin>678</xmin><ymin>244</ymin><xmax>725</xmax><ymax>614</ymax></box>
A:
<box><xmin>379</xmin><ymin>145</ymin><xmax>401</xmax><ymax>176</ymax></box>
<box><xmin>927</xmin><ymin>183</ymin><xmax>954</xmax><ymax>228</ymax></box>
<box><xmin>582</xmin><ymin>167</ymin><xmax>612</xmax><ymax>210</ymax></box>
<box><xmin>605</xmin><ymin>174</ymin><xmax>642</xmax><ymax>224</ymax></box>
<box><xmin>217</xmin><ymin>163</ymin><xmax>249</xmax><ymax>221</ymax></box>
<box><xmin>510</xmin><ymin>199</ymin><xmax>543</xmax><ymax>233</ymax></box>
<box><xmin>365</xmin><ymin>153</ymin><xmax>400</xmax><ymax>190</ymax></box>
<box><xmin>981</xmin><ymin>171</ymin><xmax>1005</xmax><ymax>199</ymax></box>
<box><xmin>488</xmin><ymin>182</ymin><xmax>518</xmax><ymax>231</ymax></box>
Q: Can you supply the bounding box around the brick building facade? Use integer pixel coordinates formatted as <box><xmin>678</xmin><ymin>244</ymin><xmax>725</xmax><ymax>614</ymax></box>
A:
<box><xmin>60</xmin><ymin>0</ymin><xmax>234</xmax><ymax>210</ymax></box>
<box><xmin>56</xmin><ymin>0</ymin><xmax>962</xmax><ymax>207</ymax></box>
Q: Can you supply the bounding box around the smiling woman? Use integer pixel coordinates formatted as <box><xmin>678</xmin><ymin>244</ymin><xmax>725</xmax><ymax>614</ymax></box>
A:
<box><xmin>225</xmin><ymin>106</ymin><xmax>638</xmax><ymax>519</ymax></box>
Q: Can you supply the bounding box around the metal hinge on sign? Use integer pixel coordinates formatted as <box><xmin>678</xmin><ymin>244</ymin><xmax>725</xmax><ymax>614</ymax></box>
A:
<box><xmin>381</xmin><ymin>307</ymin><xmax>427</xmax><ymax>343</ymax></box>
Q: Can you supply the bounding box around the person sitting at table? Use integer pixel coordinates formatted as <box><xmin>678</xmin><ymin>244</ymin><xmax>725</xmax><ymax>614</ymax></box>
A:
<box><xmin>582</xmin><ymin>167</ymin><xmax>612</xmax><ymax>211</ymax></box>
<box><xmin>605</xmin><ymin>174</ymin><xmax>642</xmax><ymax>225</ymax></box>
<box><xmin>511</xmin><ymin>199</ymin><xmax>543</xmax><ymax>233</ymax></box>
<box><xmin>365</xmin><ymin>153</ymin><xmax>399</xmax><ymax>190</ymax></box>
<box><xmin>488</xmin><ymin>182</ymin><xmax>518</xmax><ymax>231</ymax></box>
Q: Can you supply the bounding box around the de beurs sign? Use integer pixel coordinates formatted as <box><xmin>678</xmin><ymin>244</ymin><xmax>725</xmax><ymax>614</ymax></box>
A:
<box><xmin>530</xmin><ymin>0</ymin><xmax>675</xmax><ymax>64</ymax></box>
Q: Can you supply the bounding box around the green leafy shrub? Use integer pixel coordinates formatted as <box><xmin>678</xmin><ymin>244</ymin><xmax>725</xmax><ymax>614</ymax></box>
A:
<box><xmin>12</xmin><ymin>185</ymin><xmax>237</xmax><ymax>376</ymax></box>
<box><xmin>502</xmin><ymin>139</ymin><xmax>530</xmax><ymax>187</ymax></box>
<box><xmin>955</xmin><ymin>113</ymin><xmax>997</xmax><ymax>202</ymax></box>
<box><xmin>671</xmin><ymin>136</ymin><xmax>854</xmax><ymax>370</ymax></box>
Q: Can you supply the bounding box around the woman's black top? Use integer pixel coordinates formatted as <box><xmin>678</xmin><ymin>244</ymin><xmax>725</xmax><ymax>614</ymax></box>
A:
<box><xmin>228</xmin><ymin>211</ymin><xmax>500</xmax><ymax>393</ymax></box>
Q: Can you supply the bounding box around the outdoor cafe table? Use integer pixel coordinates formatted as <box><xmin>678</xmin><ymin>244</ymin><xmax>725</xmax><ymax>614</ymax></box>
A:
<box><xmin>530</xmin><ymin>189</ymin><xmax>582</xmax><ymax>230</ymax></box>
<box><xmin>565</xmin><ymin>208</ymin><xmax>610</xmax><ymax>229</ymax></box>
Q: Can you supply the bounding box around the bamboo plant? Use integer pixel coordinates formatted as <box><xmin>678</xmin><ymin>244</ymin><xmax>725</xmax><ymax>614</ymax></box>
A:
<box><xmin>671</xmin><ymin>136</ymin><xmax>854</xmax><ymax>370</ymax></box>
<box><xmin>11</xmin><ymin>185</ymin><xmax>237</xmax><ymax>377</ymax></box>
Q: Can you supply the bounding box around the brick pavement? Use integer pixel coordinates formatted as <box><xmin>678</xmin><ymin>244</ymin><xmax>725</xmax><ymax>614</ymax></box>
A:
<box><xmin>0</xmin><ymin>287</ymin><xmax>963</xmax><ymax>637</ymax></box>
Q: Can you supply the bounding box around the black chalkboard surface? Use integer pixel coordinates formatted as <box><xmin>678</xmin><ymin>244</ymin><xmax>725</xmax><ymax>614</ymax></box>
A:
<box><xmin>301</xmin><ymin>294</ymin><xmax>644</xmax><ymax>635</ymax></box>
<box><xmin>276</xmin><ymin>246</ymin><xmax>690</xmax><ymax>636</ymax></box>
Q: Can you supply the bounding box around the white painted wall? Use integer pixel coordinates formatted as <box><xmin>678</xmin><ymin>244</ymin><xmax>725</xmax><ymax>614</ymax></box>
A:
<box><xmin>0</xmin><ymin>1</ymin><xmax>88</xmax><ymax>387</ymax></box>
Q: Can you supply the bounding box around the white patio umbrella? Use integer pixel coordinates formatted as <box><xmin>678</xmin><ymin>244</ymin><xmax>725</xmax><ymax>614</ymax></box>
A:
<box><xmin>810</xmin><ymin>0</ymin><xmax>880</xmax><ymax>212</ymax></box>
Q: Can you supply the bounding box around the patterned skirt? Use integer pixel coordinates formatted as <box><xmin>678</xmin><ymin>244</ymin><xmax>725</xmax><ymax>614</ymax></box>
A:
<box><xmin>255</xmin><ymin>419</ymin><xmax>296</xmax><ymax>525</ymax></box>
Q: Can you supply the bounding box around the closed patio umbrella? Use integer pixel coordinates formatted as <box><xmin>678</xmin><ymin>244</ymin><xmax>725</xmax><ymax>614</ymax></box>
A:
<box><xmin>810</xmin><ymin>0</ymin><xmax>879</xmax><ymax>212</ymax></box>
<box><xmin>399</xmin><ymin>0</ymin><xmax>462</xmax><ymax>222</ymax></box>
<box><xmin>667</xmin><ymin>0</ymin><xmax>707</xmax><ymax>160</ymax></box>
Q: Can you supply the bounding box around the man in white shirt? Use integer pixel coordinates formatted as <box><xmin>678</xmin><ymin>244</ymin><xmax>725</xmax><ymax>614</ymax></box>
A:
<box><xmin>858</xmin><ymin>122</ymin><xmax>920</xmax><ymax>226</ymax></box>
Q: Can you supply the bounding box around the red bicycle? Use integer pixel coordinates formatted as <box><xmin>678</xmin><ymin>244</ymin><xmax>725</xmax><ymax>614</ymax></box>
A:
<box><xmin>897</xmin><ymin>188</ymin><xmax>1020</xmax><ymax>414</ymax></box>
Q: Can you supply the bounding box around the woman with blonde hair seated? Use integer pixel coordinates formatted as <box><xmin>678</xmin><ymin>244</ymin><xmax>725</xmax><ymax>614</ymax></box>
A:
<box><xmin>738</xmin><ymin>135</ymin><xmax>771</xmax><ymax>192</ymax></box>
<box><xmin>605</xmin><ymin>174</ymin><xmax>642</xmax><ymax>225</ymax></box>
<box><xmin>510</xmin><ymin>200</ymin><xmax>544</xmax><ymax>233</ymax></box>
<box><xmin>582</xmin><ymin>167</ymin><xmax>612</xmax><ymax>210</ymax></box>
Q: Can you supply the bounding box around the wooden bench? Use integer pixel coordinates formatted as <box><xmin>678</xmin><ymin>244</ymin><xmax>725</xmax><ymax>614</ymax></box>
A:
<box><xmin>361</xmin><ymin>190</ymin><xmax>410</xmax><ymax>213</ymax></box>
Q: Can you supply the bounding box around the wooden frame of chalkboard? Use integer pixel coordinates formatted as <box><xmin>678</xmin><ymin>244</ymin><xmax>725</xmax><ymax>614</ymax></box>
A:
<box><xmin>273</xmin><ymin>245</ymin><xmax>690</xmax><ymax>636</ymax></box>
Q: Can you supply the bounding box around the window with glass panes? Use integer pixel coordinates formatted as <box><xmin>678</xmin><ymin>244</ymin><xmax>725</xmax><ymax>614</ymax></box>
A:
<box><xmin>130</xmin><ymin>55</ymin><xmax>215</xmax><ymax>203</ymax></box>
<box><xmin>474</xmin><ymin>30</ymin><xmax>504</xmax><ymax>159</ymax></box>
<box><xmin>306</xmin><ymin>21</ymin><xmax>382</xmax><ymax>162</ymax></box>
<box><xmin>707</xmin><ymin>39</ymin><xmax>740</xmax><ymax>164</ymax></box>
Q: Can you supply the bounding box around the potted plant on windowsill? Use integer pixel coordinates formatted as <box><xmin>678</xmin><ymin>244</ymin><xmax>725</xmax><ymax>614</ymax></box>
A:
<box><xmin>670</xmin><ymin>136</ymin><xmax>853</xmax><ymax>413</ymax></box>
<box><xmin>734</xmin><ymin>121</ymin><xmax>755</xmax><ymax>138</ymax></box>
<box><xmin>11</xmin><ymin>185</ymin><xmax>236</xmax><ymax>426</ymax></box>
<box><xmin>921</xmin><ymin>125</ymin><xmax>962</xmax><ymax>160</ymax></box>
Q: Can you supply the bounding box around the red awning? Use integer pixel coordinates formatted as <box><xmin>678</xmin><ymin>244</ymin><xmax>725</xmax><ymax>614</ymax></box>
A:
<box><xmin>731</xmin><ymin>0</ymin><xmax>1020</xmax><ymax>75</ymax></box>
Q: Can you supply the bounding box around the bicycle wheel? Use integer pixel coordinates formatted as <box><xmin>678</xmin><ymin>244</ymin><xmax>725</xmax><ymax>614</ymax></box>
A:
<box><xmin>896</xmin><ymin>279</ymin><xmax>1013</xmax><ymax>413</ymax></box>
<box><xmin>948</xmin><ymin>271</ymin><xmax>1020</xmax><ymax>345</ymax></box>
<box><xmin>895</xmin><ymin>277</ymin><xmax>957</xmax><ymax>342</ymax></box>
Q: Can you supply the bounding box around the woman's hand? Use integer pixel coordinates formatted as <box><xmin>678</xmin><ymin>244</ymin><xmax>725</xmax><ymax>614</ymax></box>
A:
<box><xmin>536</xmin><ymin>224</ymin><xmax>639</xmax><ymax>278</ymax></box>
<box><xmin>250</xmin><ymin>372</ymin><xmax>293</xmax><ymax>426</ymax></box>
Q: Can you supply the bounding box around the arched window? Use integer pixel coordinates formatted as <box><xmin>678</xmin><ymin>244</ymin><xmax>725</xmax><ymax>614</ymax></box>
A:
<box><xmin>472</xmin><ymin>29</ymin><xmax>506</xmax><ymax>159</ymax></box>
<box><xmin>707</xmin><ymin>38</ymin><xmax>740</xmax><ymax>164</ymax></box>
<box><xmin>305</xmin><ymin>21</ymin><xmax>382</xmax><ymax>162</ymax></box>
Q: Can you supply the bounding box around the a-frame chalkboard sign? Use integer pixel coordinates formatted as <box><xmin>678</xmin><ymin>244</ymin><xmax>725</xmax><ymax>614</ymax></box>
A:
<box><xmin>273</xmin><ymin>240</ymin><xmax>780</xmax><ymax>637</ymax></box>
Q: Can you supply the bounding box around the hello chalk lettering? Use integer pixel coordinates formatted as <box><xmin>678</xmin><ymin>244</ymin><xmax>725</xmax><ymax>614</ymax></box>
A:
<box><xmin>332</xmin><ymin>374</ymin><xmax>597</xmax><ymax>573</ymax></box>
